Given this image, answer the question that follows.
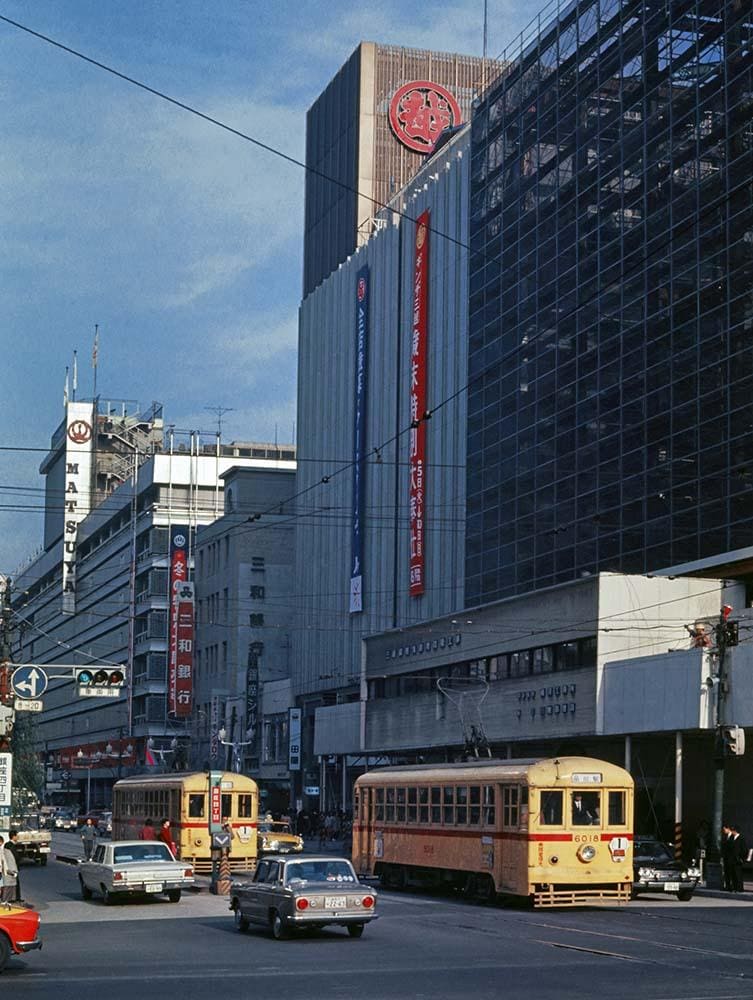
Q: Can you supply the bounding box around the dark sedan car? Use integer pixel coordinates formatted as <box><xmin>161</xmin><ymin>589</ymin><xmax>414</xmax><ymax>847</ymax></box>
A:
<box><xmin>632</xmin><ymin>837</ymin><xmax>701</xmax><ymax>901</ymax></box>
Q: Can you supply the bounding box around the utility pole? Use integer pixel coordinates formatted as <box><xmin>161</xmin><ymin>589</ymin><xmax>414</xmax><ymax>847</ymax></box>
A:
<box><xmin>0</xmin><ymin>576</ymin><xmax>14</xmax><ymax>749</ymax></box>
<box><xmin>710</xmin><ymin>604</ymin><xmax>739</xmax><ymax>860</ymax></box>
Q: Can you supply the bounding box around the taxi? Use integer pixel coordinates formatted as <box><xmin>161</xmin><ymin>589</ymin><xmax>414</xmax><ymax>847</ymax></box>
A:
<box><xmin>0</xmin><ymin>903</ymin><xmax>42</xmax><ymax>972</ymax></box>
<box><xmin>257</xmin><ymin>820</ymin><xmax>303</xmax><ymax>856</ymax></box>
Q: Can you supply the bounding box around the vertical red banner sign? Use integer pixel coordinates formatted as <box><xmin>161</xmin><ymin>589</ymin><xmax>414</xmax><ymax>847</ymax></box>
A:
<box><xmin>168</xmin><ymin>525</ymin><xmax>194</xmax><ymax>718</ymax></box>
<box><xmin>409</xmin><ymin>210</ymin><xmax>430</xmax><ymax>597</ymax></box>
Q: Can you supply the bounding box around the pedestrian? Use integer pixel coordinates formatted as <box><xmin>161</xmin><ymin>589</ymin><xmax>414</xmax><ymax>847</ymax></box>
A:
<box><xmin>721</xmin><ymin>822</ymin><xmax>734</xmax><ymax>891</ymax></box>
<box><xmin>0</xmin><ymin>836</ymin><xmax>6</xmax><ymax>901</ymax></box>
<box><xmin>2</xmin><ymin>836</ymin><xmax>19</xmax><ymax>904</ymax></box>
<box><xmin>729</xmin><ymin>823</ymin><xmax>747</xmax><ymax>893</ymax></box>
<box><xmin>80</xmin><ymin>817</ymin><xmax>98</xmax><ymax>860</ymax></box>
<box><xmin>6</xmin><ymin>831</ymin><xmax>22</xmax><ymax>903</ymax></box>
<box><xmin>685</xmin><ymin>622</ymin><xmax>712</xmax><ymax>648</ymax></box>
<box><xmin>139</xmin><ymin>817</ymin><xmax>156</xmax><ymax>840</ymax></box>
<box><xmin>159</xmin><ymin>818</ymin><xmax>177</xmax><ymax>857</ymax></box>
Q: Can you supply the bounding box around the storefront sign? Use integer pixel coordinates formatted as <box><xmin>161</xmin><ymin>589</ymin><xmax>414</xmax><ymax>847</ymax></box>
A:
<box><xmin>167</xmin><ymin>526</ymin><xmax>193</xmax><ymax>717</ymax></box>
<box><xmin>62</xmin><ymin>401</ymin><xmax>95</xmax><ymax>613</ymax></box>
<box><xmin>0</xmin><ymin>753</ymin><xmax>12</xmax><ymax>834</ymax></box>
<box><xmin>409</xmin><ymin>210</ymin><xmax>430</xmax><ymax>596</ymax></box>
<box><xmin>288</xmin><ymin>708</ymin><xmax>302</xmax><ymax>771</ymax></box>
<box><xmin>350</xmin><ymin>265</ymin><xmax>369</xmax><ymax>613</ymax></box>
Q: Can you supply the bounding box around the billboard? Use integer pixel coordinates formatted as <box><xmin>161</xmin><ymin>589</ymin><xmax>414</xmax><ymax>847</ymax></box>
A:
<box><xmin>388</xmin><ymin>81</ymin><xmax>462</xmax><ymax>154</ymax></box>
<box><xmin>167</xmin><ymin>525</ymin><xmax>193</xmax><ymax>718</ymax></box>
<box><xmin>62</xmin><ymin>401</ymin><xmax>95</xmax><ymax>613</ymax></box>
<box><xmin>409</xmin><ymin>210</ymin><xmax>430</xmax><ymax>596</ymax></box>
<box><xmin>350</xmin><ymin>265</ymin><xmax>369</xmax><ymax>613</ymax></box>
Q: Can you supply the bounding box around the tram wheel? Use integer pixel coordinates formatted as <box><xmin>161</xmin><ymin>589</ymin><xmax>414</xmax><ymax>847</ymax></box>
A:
<box><xmin>475</xmin><ymin>874</ymin><xmax>495</xmax><ymax>901</ymax></box>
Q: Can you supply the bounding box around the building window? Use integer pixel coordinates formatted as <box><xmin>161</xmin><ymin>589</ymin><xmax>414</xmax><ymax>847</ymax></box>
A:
<box><xmin>249</xmin><ymin>614</ymin><xmax>265</xmax><ymax>628</ymax></box>
<box><xmin>251</xmin><ymin>556</ymin><xmax>265</xmax><ymax>571</ymax></box>
<box><xmin>250</xmin><ymin>585</ymin><xmax>265</xmax><ymax>600</ymax></box>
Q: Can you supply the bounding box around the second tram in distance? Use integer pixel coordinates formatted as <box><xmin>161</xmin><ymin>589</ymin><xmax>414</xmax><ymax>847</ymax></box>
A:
<box><xmin>353</xmin><ymin>756</ymin><xmax>633</xmax><ymax>906</ymax></box>
<box><xmin>113</xmin><ymin>771</ymin><xmax>259</xmax><ymax>873</ymax></box>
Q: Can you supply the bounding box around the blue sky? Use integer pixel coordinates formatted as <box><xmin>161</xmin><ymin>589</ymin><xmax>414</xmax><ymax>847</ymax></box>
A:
<box><xmin>0</xmin><ymin>0</ymin><xmax>536</xmax><ymax>572</ymax></box>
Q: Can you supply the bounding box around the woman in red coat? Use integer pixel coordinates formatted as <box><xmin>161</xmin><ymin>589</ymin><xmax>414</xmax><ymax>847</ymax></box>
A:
<box><xmin>159</xmin><ymin>818</ymin><xmax>177</xmax><ymax>857</ymax></box>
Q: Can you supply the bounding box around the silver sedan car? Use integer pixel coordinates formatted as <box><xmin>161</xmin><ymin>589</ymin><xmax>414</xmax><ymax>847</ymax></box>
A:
<box><xmin>230</xmin><ymin>855</ymin><xmax>378</xmax><ymax>939</ymax></box>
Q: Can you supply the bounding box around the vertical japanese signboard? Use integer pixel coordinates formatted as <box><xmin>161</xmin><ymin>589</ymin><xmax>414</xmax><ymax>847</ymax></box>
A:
<box><xmin>246</xmin><ymin>642</ymin><xmax>263</xmax><ymax>750</ymax></box>
<box><xmin>350</xmin><ymin>265</ymin><xmax>369</xmax><ymax>613</ymax></box>
<box><xmin>288</xmin><ymin>708</ymin><xmax>302</xmax><ymax>771</ymax></box>
<box><xmin>167</xmin><ymin>525</ymin><xmax>194</xmax><ymax>717</ymax></box>
<box><xmin>210</xmin><ymin>694</ymin><xmax>220</xmax><ymax>761</ymax></box>
<box><xmin>409</xmin><ymin>210</ymin><xmax>430</xmax><ymax>597</ymax></box>
<box><xmin>209</xmin><ymin>770</ymin><xmax>223</xmax><ymax>835</ymax></box>
<box><xmin>0</xmin><ymin>752</ymin><xmax>12</xmax><ymax>836</ymax></box>
<box><xmin>62</xmin><ymin>401</ymin><xmax>95</xmax><ymax>613</ymax></box>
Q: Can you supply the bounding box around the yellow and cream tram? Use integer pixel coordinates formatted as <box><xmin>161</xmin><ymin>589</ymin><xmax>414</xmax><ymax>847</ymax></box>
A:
<box><xmin>113</xmin><ymin>771</ymin><xmax>259</xmax><ymax>873</ymax></box>
<box><xmin>353</xmin><ymin>756</ymin><xmax>633</xmax><ymax>907</ymax></box>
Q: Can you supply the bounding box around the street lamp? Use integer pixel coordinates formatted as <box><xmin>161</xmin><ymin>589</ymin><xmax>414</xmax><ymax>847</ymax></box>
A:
<box><xmin>75</xmin><ymin>749</ymin><xmax>102</xmax><ymax>813</ymax></box>
<box><xmin>218</xmin><ymin>727</ymin><xmax>252</xmax><ymax>773</ymax></box>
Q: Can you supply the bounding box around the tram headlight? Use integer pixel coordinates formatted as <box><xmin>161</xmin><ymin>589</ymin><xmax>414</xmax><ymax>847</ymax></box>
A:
<box><xmin>577</xmin><ymin>844</ymin><xmax>597</xmax><ymax>863</ymax></box>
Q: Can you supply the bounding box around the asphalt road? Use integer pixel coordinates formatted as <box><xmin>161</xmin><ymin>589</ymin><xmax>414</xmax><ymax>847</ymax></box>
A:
<box><xmin>5</xmin><ymin>838</ymin><xmax>753</xmax><ymax>1000</ymax></box>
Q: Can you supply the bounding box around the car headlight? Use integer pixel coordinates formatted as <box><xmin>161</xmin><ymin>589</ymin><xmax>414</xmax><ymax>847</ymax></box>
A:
<box><xmin>269</xmin><ymin>840</ymin><xmax>280</xmax><ymax>851</ymax></box>
<box><xmin>638</xmin><ymin>867</ymin><xmax>655</xmax><ymax>879</ymax></box>
<box><xmin>577</xmin><ymin>845</ymin><xmax>597</xmax><ymax>862</ymax></box>
<box><xmin>687</xmin><ymin>867</ymin><xmax>701</xmax><ymax>878</ymax></box>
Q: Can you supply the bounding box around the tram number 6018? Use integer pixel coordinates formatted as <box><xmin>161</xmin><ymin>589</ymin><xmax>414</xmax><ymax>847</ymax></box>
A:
<box><xmin>574</xmin><ymin>834</ymin><xmax>599</xmax><ymax>843</ymax></box>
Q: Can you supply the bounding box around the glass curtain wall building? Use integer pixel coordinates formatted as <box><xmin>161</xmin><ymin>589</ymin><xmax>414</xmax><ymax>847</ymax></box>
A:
<box><xmin>467</xmin><ymin>0</ymin><xmax>753</xmax><ymax>604</ymax></box>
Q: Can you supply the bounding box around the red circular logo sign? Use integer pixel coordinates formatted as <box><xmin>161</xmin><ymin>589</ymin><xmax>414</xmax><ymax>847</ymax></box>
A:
<box><xmin>388</xmin><ymin>80</ymin><xmax>462</xmax><ymax>155</ymax></box>
<box><xmin>67</xmin><ymin>419</ymin><xmax>92</xmax><ymax>444</ymax></box>
<box><xmin>357</xmin><ymin>277</ymin><xmax>366</xmax><ymax>302</ymax></box>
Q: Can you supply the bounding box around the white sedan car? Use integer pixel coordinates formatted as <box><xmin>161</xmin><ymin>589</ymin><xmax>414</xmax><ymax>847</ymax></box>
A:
<box><xmin>78</xmin><ymin>840</ymin><xmax>194</xmax><ymax>905</ymax></box>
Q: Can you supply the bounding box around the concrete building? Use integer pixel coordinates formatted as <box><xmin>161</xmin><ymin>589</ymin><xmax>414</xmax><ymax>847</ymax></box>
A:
<box><xmin>303</xmin><ymin>41</ymin><xmax>495</xmax><ymax>296</ymax></box>
<box><xmin>192</xmin><ymin>464</ymin><xmax>296</xmax><ymax>812</ymax></box>
<box><xmin>11</xmin><ymin>398</ymin><xmax>295</xmax><ymax>809</ymax></box>
<box><xmin>294</xmin><ymin>127</ymin><xmax>471</xmax><ymax>808</ymax></box>
<box><xmin>320</xmin><ymin>573</ymin><xmax>751</xmax><ymax>837</ymax></box>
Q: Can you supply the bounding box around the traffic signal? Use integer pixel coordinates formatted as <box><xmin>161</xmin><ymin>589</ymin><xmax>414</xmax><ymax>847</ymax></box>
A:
<box><xmin>723</xmin><ymin>621</ymin><xmax>739</xmax><ymax>647</ymax></box>
<box><xmin>722</xmin><ymin>725</ymin><xmax>746</xmax><ymax>757</ymax></box>
<box><xmin>75</xmin><ymin>667</ymin><xmax>126</xmax><ymax>696</ymax></box>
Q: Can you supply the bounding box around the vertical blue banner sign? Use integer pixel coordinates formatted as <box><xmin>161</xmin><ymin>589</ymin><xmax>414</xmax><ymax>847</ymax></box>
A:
<box><xmin>350</xmin><ymin>265</ymin><xmax>369</xmax><ymax>613</ymax></box>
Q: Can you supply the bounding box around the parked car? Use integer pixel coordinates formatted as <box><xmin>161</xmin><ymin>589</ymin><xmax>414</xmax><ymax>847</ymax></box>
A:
<box><xmin>257</xmin><ymin>820</ymin><xmax>304</xmax><ymax>856</ymax></box>
<box><xmin>230</xmin><ymin>855</ymin><xmax>377</xmax><ymax>939</ymax></box>
<box><xmin>0</xmin><ymin>904</ymin><xmax>43</xmax><ymax>973</ymax></box>
<box><xmin>632</xmin><ymin>837</ymin><xmax>701</xmax><ymax>901</ymax></box>
<box><xmin>78</xmin><ymin>840</ymin><xmax>194</xmax><ymax>905</ymax></box>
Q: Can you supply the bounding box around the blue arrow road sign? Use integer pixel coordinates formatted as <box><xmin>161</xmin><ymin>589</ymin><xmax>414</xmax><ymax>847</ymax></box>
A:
<box><xmin>11</xmin><ymin>666</ymin><xmax>48</xmax><ymax>700</ymax></box>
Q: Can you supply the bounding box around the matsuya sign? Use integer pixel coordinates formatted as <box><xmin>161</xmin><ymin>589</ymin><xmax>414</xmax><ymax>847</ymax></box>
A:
<box><xmin>62</xmin><ymin>401</ymin><xmax>95</xmax><ymax>614</ymax></box>
<box><xmin>388</xmin><ymin>80</ymin><xmax>462</xmax><ymax>154</ymax></box>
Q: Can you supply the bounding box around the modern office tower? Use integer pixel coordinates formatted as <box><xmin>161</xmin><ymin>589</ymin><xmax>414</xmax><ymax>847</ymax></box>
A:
<box><xmin>466</xmin><ymin>0</ymin><xmax>753</xmax><ymax>605</ymax></box>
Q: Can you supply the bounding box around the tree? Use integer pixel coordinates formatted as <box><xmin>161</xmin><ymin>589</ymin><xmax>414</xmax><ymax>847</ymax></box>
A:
<box><xmin>10</xmin><ymin>711</ymin><xmax>44</xmax><ymax>817</ymax></box>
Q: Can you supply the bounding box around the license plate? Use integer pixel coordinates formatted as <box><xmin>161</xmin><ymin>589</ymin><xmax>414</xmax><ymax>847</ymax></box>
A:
<box><xmin>39</xmin><ymin>847</ymin><xmax>51</xmax><ymax>853</ymax></box>
<box><xmin>325</xmin><ymin>896</ymin><xmax>347</xmax><ymax>909</ymax></box>
<box><xmin>145</xmin><ymin>883</ymin><xmax>163</xmax><ymax>893</ymax></box>
<box><xmin>663</xmin><ymin>882</ymin><xmax>680</xmax><ymax>892</ymax></box>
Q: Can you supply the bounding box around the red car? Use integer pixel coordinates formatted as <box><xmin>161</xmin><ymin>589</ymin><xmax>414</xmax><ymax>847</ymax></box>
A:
<box><xmin>0</xmin><ymin>904</ymin><xmax>42</xmax><ymax>972</ymax></box>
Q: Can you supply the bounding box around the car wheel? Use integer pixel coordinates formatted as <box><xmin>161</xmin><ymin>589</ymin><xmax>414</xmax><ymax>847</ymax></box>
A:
<box><xmin>270</xmin><ymin>910</ymin><xmax>288</xmax><ymax>940</ymax></box>
<box><xmin>347</xmin><ymin>923</ymin><xmax>365</xmax><ymax>938</ymax></box>
<box><xmin>677</xmin><ymin>889</ymin><xmax>693</xmax><ymax>902</ymax></box>
<box><xmin>40</xmin><ymin>855</ymin><xmax>48</xmax><ymax>867</ymax></box>
<box><xmin>0</xmin><ymin>934</ymin><xmax>10</xmax><ymax>973</ymax></box>
<box><xmin>79</xmin><ymin>876</ymin><xmax>93</xmax><ymax>900</ymax></box>
<box><xmin>234</xmin><ymin>907</ymin><xmax>250</xmax><ymax>932</ymax></box>
<box><xmin>102</xmin><ymin>886</ymin><xmax>115</xmax><ymax>906</ymax></box>
<box><xmin>167</xmin><ymin>890</ymin><xmax>181</xmax><ymax>903</ymax></box>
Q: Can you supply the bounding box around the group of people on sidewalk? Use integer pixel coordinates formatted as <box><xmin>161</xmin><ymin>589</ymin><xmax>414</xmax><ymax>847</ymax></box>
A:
<box><xmin>0</xmin><ymin>831</ymin><xmax>22</xmax><ymax>903</ymax></box>
<box><xmin>722</xmin><ymin>822</ymin><xmax>749</xmax><ymax>893</ymax></box>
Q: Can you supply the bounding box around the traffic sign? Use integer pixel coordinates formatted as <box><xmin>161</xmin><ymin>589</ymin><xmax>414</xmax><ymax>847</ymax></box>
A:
<box><xmin>212</xmin><ymin>832</ymin><xmax>231</xmax><ymax>850</ymax></box>
<box><xmin>78</xmin><ymin>687</ymin><xmax>120</xmax><ymax>698</ymax></box>
<box><xmin>14</xmin><ymin>699</ymin><xmax>43</xmax><ymax>712</ymax></box>
<box><xmin>61</xmin><ymin>770</ymin><xmax>71</xmax><ymax>781</ymax></box>
<box><xmin>11</xmin><ymin>666</ymin><xmax>48</xmax><ymax>699</ymax></box>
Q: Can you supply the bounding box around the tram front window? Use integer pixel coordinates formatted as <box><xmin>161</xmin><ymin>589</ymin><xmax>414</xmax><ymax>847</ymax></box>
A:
<box><xmin>572</xmin><ymin>791</ymin><xmax>600</xmax><ymax>825</ymax></box>
<box><xmin>540</xmin><ymin>790</ymin><xmax>563</xmax><ymax>825</ymax></box>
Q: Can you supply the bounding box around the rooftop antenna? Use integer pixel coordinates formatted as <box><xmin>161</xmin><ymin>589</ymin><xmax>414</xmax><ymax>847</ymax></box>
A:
<box><xmin>92</xmin><ymin>324</ymin><xmax>100</xmax><ymax>397</ymax></box>
<box><xmin>205</xmin><ymin>405</ymin><xmax>234</xmax><ymax>441</ymax></box>
<box><xmin>72</xmin><ymin>349</ymin><xmax>78</xmax><ymax>402</ymax></box>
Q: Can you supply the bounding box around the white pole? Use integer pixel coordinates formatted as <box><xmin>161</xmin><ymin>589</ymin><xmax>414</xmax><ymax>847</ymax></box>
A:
<box><xmin>675</xmin><ymin>732</ymin><xmax>683</xmax><ymax>858</ymax></box>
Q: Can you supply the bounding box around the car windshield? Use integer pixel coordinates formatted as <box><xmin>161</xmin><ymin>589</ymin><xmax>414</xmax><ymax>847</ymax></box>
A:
<box><xmin>634</xmin><ymin>840</ymin><xmax>673</xmax><ymax>862</ymax></box>
<box><xmin>259</xmin><ymin>822</ymin><xmax>292</xmax><ymax>835</ymax></box>
<box><xmin>113</xmin><ymin>844</ymin><xmax>174</xmax><ymax>863</ymax></box>
<box><xmin>284</xmin><ymin>860</ymin><xmax>356</xmax><ymax>885</ymax></box>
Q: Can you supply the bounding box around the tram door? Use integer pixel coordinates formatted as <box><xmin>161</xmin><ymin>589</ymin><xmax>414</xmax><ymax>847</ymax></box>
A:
<box><xmin>354</xmin><ymin>787</ymin><xmax>372</xmax><ymax>873</ymax></box>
